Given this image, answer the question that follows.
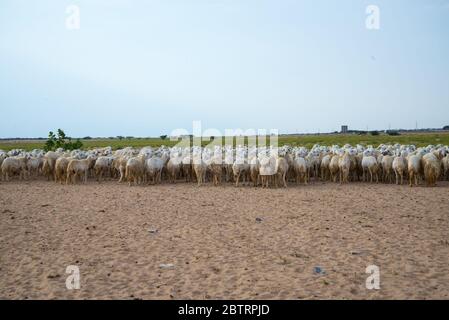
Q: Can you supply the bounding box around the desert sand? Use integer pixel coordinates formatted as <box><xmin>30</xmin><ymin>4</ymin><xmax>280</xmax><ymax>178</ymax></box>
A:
<box><xmin>0</xmin><ymin>180</ymin><xmax>448</xmax><ymax>299</ymax></box>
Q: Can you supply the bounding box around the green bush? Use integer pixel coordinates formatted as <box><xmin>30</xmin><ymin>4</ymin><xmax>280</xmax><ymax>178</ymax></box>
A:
<box><xmin>386</xmin><ymin>130</ymin><xmax>400</xmax><ymax>136</ymax></box>
<box><xmin>43</xmin><ymin>129</ymin><xmax>83</xmax><ymax>152</ymax></box>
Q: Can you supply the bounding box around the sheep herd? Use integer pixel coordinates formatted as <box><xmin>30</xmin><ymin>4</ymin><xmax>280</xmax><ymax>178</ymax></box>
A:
<box><xmin>1</xmin><ymin>143</ymin><xmax>449</xmax><ymax>188</ymax></box>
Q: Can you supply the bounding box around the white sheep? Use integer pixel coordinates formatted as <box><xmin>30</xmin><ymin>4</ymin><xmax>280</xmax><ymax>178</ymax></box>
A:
<box><xmin>422</xmin><ymin>151</ymin><xmax>442</xmax><ymax>187</ymax></box>
<box><xmin>338</xmin><ymin>152</ymin><xmax>352</xmax><ymax>184</ymax></box>
<box><xmin>258</xmin><ymin>155</ymin><xmax>276</xmax><ymax>188</ymax></box>
<box><xmin>329</xmin><ymin>155</ymin><xmax>340</xmax><ymax>183</ymax></box>
<box><xmin>392</xmin><ymin>153</ymin><xmax>407</xmax><ymax>185</ymax></box>
<box><xmin>407</xmin><ymin>153</ymin><xmax>422</xmax><ymax>187</ymax></box>
<box><xmin>320</xmin><ymin>154</ymin><xmax>331</xmax><ymax>181</ymax></box>
<box><xmin>381</xmin><ymin>155</ymin><xmax>394</xmax><ymax>183</ymax></box>
<box><xmin>443</xmin><ymin>155</ymin><xmax>449</xmax><ymax>180</ymax></box>
<box><xmin>193</xmin><ymin>155</ymin><xmax>207</xmax><ymax>186</ymax></box>
<box><xmin>249</xmin><ymin>156</ymin><xmax>259</xmax><ymax>187</ymax></box>
<box><xmin>94</xmin><ymin>156</ymin><xmax>114</xmax><ymax>182</ymax></box>
<box><xmin>42</xmin><ymin>151</ymin><xmax>60</xmax><ymax>181</ymax></box>
<box><xmin>275</xmin><ymin>156</ymin><xmax>289</xmax><ymax>188</ymax></box>
<box><xmin>293</xmin><ymin>155</ymin><xmax>308</xmax><ymax>185</ymax></box>
<box><xmin>361</xmin><ymin>155</ymin><xmax>379</xmax><ymax>183</ymax></box>
<box><xmin>125</xmin><ymin>155</ymin><xmax>146</xmax><ymax>186</ymax></box>
<box><xmin>145</xmin><ymin>156</ymin><xmax>164</xmax><ymax>185</ymax></box>
<box><xmin>66</xmin><ymin>157</ymin><xmax>96</xmax><ymax>184</ymax></box>
<box><xmin>167</xmin><ymin>153</ymin><xmax>183</xmax><ymax>183</ymax></box>
<box><xmin>0</xmin><ymin>151</ymin><xmax>7</xmax><ymax>169</ymax></box>
<box><xmin>209</xmin><ymin>154</ymin><xmax>223</xmax><ymax>186</ymax></box>
<box><xmin>1</xmin><ymin>156</ymin><xmax>28</xmax><ymax>181</ymax></box>
<box><xmin>55</xmin><ymin>157</ymin><xmax>71</xmax><ymax>184</ymax></box>
<box><xmin>232</xmin><ymin>156</ymin><xmax>250</xmax><ymax>187</ymax></box>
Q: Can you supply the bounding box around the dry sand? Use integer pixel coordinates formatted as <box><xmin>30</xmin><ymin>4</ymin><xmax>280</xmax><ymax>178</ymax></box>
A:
<box><xmin>0</xmin><ymin>179</ymin><xmax>448</xmax><ymax>299</ymax></box>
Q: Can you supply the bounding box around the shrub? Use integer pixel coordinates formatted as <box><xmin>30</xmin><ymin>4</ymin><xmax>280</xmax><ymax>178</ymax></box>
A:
<box><xmin>43</xmin><ymin>129</ymin><xmax>83</xmax><ymax>152</ymax></box>
<box><xmin>386</xmin><ymin>130</ymin><xmax>400</xmax><ymax>136</ymax></box>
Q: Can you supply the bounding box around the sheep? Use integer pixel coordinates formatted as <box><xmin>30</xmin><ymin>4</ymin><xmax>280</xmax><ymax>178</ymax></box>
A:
<box><xmin>42</xmin><ymin>151</ymin><xmax>60</xmax><ymax>181</ymax></box>
<box><xmin>258</xmin><ymin>155</ymin><xmax>276</xmax><ymax>188</ymax></box>
<box><xmin>0</xmin><ymin>152</ymin><xmax>7</xmax><ymax>169</ymax></box>
<box><xmin>361</xmin><ymin>155</ymin><xmax>379</xmax><ymax>183</ymax></box>
<box><xmin>145</xmin><ymin>156</ymin><xmax>164</xmax><ymax>185</ymax></box>
<box><xmin>285</xmin><ymin>152</ymin><xmax>296</xmax><ymax>182</ymax></box>
<box><xmin>275</xmin><ymin>156</ymin><xmax>289</xmax><ymax>188</ymax></box>
<box><xmin>1</xmin><ymin>156</ymin><xmax>28</xmax><ymax>181</ymax></box>
<box><xmin>5</xmin><ymin>143</ymin><xmax>449</xmax><ymax>188</ymax></box>
<box><xmin>66</xmin><ymin>157</ymin><xmax>96</xmax><ymax>184</ymax></box>
<box><xmin>115</xmin><ymin>156</ymin><xmax>129</xmax><ymax>183</ymax></box>
<box><xmin>209</xmin><ymin>155</ymin><xmax>223</xmax><ymax>186</ymax></box>
<box><xmin>26</xmin><ymin>157</ymin><xmax>41</xmax><ymax>178</ymax></box>
<box><xmin>125</xmin><ymin>155</ymin><xmax>146</xmax><ymax>186</ymax></box>
<box><xmin>181</xmin><ymin>154</ymin><xmax>193</xmax><ymax>182</ymax></box>
<box><xmin>354</xmin><ymin>153</ymin><xmax>364</xmax><ymax>181</ymax></box>
<box><xmin>94</xmin><ymin>156</ymin><xmax>114</xmax><ymax>182</ymax></box>
<box><xmin>338</xmin><ymin>152</ymin><xmax>351</xmax><ymax>184</ymax></box>
<box><xmin>329</xmin><ymin>155</ymin><xmax>340</xmax><ymax>183</ymax></box>
<box><xmin>422</xmin><ymin>151</ymin><xmax>442</xmax><ymax>187</ymax></box>
<box><xmin>306</xmin><ymin>151</ymin><xmax>321</xmax><ymax>181</ymax></box>
<box><xmin>381</xmin><ymin>155</ymin><xmax>394</xmax><ymax>183</ymax></box>
<box><xmin>167</xmin><ymin>153</ymin><xmax>183</xmax><ymax>183</ymax></box>
<box><xmin>293</xmin><ymin>156</ymin><xmax>308</xmax><ymax>185</ymax></box>
<box><xmin>443</xmin><ymin>155</ymin><xmax>449</xmax><ymax>180</ymax></box>
<box><xmin>407</xmin><ymin>154</ymin><xmax>422</xmax><ymax>187</ymax></box>
<box><xmin>224</xmin><ymin>152</ymin><xmax>234</xmax><ymax>183</ymax></box>
<box><xmin>232</xmin><ymin>157</ymin><xmax>250</xmax><ymax>187</ymax></box>
<box><xmin>320</xmin><ymin>154</ymin><xmax>331</xmax><ymax>181</ymax></box>
<box><xmin>193</xmin><ymin>155</ymin><xmax>207</xmax><ymax>186</ymax></box>
<box><xmin>248</xmin><ymin>157</ymin><xmax>260</xmax><ymax>187</ymax></box>
<box><xmin>392</xmin><ymin>154</ymin><xmax>407</xmax><ymax>185</ymax></box>
<box><xmin>54</xmin><ymin>157</ymin><xmax>70</xmax><ymax>184</ymax></box>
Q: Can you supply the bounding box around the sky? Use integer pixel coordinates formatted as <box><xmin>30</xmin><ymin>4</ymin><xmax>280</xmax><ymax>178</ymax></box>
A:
<box><xmin>1</xmin><ymin>0</ymin><xmax>448</xmax><ymax>138</ymax></box>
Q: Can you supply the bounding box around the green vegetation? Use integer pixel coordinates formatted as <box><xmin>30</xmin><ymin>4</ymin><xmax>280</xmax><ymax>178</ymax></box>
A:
<box><xmin>1</xmin><ymin>132</ymin><xmax>449</xmax><ymax>151</ymax></box>
<box><xmin>43</xmin><ymin>129</ymin><xmax>83</xmax><ymax>152</ymax></box>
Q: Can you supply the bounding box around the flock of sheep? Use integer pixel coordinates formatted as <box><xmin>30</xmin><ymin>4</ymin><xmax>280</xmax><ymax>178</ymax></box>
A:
<box><xmin>1</xmin><ymin>143</ymin><xmax>448</xmax><ymax>188</ymax></box>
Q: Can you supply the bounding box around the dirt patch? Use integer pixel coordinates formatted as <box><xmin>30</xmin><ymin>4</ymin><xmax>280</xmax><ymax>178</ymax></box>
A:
<box><xmin>0</xmin><ymin>180</ymin><xmax>448</xmax><ymax>299</ymax></box>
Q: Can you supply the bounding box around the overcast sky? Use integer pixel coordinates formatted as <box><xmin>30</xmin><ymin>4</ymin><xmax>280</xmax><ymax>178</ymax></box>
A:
<box><xmin>1</xmin><ymin>0</ymin><xmax>448</xmax><ymax>138</ymax></box>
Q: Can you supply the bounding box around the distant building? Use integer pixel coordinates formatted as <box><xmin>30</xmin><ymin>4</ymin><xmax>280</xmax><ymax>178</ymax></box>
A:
<box><xmin>341</xmin><ymin>125</ymin><xmax>348</xmax><ymax>133</ymax></box>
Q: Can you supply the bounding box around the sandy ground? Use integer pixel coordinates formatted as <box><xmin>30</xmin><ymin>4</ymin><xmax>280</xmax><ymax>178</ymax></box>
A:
<box><xmin>0</xmin><ymin>179</ymin><xmax>448</xmax><ymax>300</ymax></box>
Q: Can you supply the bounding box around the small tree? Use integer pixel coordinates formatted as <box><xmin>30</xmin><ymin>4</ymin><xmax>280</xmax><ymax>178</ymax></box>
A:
<box><xmin>44</xmin><ymin>131</ymin><xmax>57</xmax><ymax>151</ymax></box>
<box><xmin>43</xmin><ymin>129</ymin><xmax>83</xmax><ymax>151</ymax></box>
<box><xmin>160</xmin><ymin>135</ymin><xmax>167</xmax><ymax>140</ymax></box>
